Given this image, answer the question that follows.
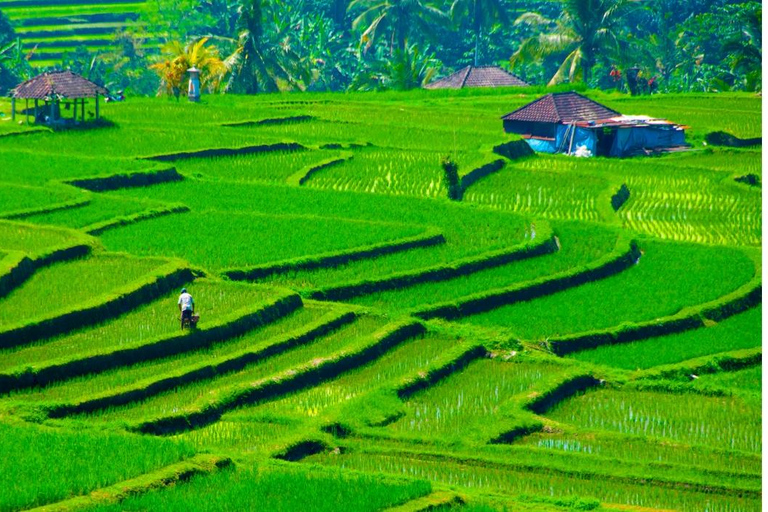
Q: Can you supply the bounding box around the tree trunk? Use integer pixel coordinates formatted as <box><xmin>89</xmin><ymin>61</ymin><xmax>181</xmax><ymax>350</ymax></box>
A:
<box><xmin>474</xmin><ymin>0</ymin><xmax>481</xmax><ymax>67</ymax></box>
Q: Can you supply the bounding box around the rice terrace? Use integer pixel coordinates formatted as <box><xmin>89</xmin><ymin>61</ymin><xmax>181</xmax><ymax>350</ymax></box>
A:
<box><xmin>0</xmin><ymin>1</ymin><xmax>763</xmax><ymax>508</ymax></box>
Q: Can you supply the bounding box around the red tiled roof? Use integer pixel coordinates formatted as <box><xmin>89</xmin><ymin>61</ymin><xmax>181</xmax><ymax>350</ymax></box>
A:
<box><xmin>501</xmin><ymin>92</ymin><xmax>620</xmax><ymax>123</ymax></box>
<box><xmin>425</xmin><ymin>66</ymin><xmax>528</xmax><ymax>89</ymax></box>
<box><xmin>12</xmin><ymin>70</ymin><xmax>108</xmax><ymax>99</ymax></box>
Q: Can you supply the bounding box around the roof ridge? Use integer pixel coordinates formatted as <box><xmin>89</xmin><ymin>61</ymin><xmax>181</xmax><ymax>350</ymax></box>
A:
<box><xmin>459</xmin><ymin>66</ymin><xmax>472</xmax><ymax>88</ymax></box>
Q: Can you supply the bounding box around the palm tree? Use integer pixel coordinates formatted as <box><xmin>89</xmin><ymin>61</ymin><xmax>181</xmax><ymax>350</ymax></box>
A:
<box><xmin>349</xmin><ymin>0</ymin><xmax>447</xmax><ymax>53</ymax></box>
<box><xmin>723</xmin><ymin>3</ymin><xmax>761</xmax><ymax>91</ymax></box>
<box><xmin>510</xmin><ymin>0</ymin><xmax>628</xmax><ymax>85</ymax></box>
<box><xmin>349</xmin><ymin>43</ymin><xmax>440</xmax><ymax>90</ymax></box>
<box><xmin>149</xmin><ymin>37</ymin><xmax>229</xmax><ymax>98</ymax></box>
<box><xmin>450</xmin><ymin>0</ymin><xmax>508</xmax><ymax>66</ymax></box>
<box><xmin>227</xmin><ymin>0</ymin><xmax>306</xmax><ymax>93</ymax></box>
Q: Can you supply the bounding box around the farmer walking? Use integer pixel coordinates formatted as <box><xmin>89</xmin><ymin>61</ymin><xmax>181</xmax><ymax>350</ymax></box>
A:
<box><xmin>178</xmin><ymin>287</ymin><xmax>194</xmax><ymax>330</ymax></box>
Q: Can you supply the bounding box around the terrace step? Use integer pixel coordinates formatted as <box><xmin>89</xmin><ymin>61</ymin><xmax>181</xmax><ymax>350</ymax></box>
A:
<box><xmin>26</xmin><ymin>454</ymin><xmax>230</xmax><ymax>512</ymax></box>
<box><xmin>413</xmin><ymin>233</ymin><xmax>639</xmax><ymax>320</ymax></box>
<box><xmin>308</xmin><ymin>227</ymin><xmax>559</xmax><ymax>302</ymax></box>
<box><xmin>383</xmin><ymin>490</ymin><xmax>463</xmax><ymax>512</ymax></box>
<box><xmin>111</xmin><ymin>318</ymin><xmax>425</xmax><ymax>435</ymax></box>
<box><xmin>0</xmin><ymin>258</ymin><xmax>193</xmax><ymax>350</ymax></box>
<box><xmin>36</xmin><ymin>308</ymin><xmax>357</xmax><ymax>417</ymax></box>
<box><xmin>0</xmin><ymin>286</ymin><xmax>302</xmax><ymax>393</ymax></box>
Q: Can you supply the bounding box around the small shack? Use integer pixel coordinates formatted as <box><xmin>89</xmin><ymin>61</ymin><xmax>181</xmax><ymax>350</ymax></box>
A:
<box><xmin>11</xmin><ymin>71</ymin><xmax>108</xmax><ymax>126</ymax></box>
<box><xmin>501</xmin><ymin>92</ymin><xmax>688</xmax><ymax>157</ymax></box>
<box><xmin>425</xmin><ymin>66</ymin><xmax>528</xmax><ymax>89</ymax></box>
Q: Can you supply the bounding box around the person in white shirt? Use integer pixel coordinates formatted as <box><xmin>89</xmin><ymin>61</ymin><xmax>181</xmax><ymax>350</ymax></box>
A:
<box><xmin>178</xmin><ymin>288</ymin><xmax>195</xmax><ymax>330</ymax></box>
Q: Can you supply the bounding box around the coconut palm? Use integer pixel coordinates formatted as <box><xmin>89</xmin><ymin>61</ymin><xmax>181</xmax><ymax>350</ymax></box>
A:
<box><xmin>450</xmin><ymin>0</ymin><xmax>508</xmax><ymax>66</ymax></box>
<box><xmin>349</xmin><ymin>0</ymin><xmax>448</xmax><ymax>53</ymax></box>
<box><xmin>510</xmin><ymin>0</ymin><xmax>628</xmax><ymax>85</ymax></box>
<box><xmin>150</xmin><ymin>37</ymin><xmax>229</xmax><ymax>97</ymax></box>
<box><xmin>226</xmin><ymin>0</ymin><xmax>306</xmax><ymax>93</ymax></box>
<box><xmin>349</xmin><ymin>43</ymin><xmax>440</xmax><ymax>90</ymax></box>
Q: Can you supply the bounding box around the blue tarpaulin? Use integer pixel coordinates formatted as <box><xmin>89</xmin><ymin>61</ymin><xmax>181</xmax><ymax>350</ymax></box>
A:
<box><xmin>525</xmin><ymin>123</ymin><xmax>685</xmax><ymax>157</ymax></box>
<box><xmin>610</xmin><ymin>126</ymin><xmax>687</xmax><ymax>157</ymax></box>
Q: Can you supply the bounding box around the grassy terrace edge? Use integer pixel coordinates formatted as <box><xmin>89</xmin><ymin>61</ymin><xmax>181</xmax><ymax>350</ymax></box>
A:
<box><xmin>0</xmin><ymin>258</ymin><xmax>193</xmax><ymax>349</ymax></box>
<box><xmin>0</xmin><ymin>288</ymin><xmax>303</xmax><ymax>394</ymax></box>
<box><xmin>308</xmin><ymin>221</ymin><xmax>557</xmax><ymax>301</ymax></box>
<box><xmin>40</xmin><ymin>308</ymin><xmax>355</xmax><ymax>417</ymax></box>
<box><xmin>413</xmin><ymin>232</ymin><xmax>638</xmax><ymax>320</ymax></box>
<box><xmin>130</xmin><ymin>319</ymin><xmax>426</xmax><ymax>435</ymax></box>
<box><xmin>549</xmin><ymin>260</ymin><xmax>762</xmax><ymax>355</ymax></box>
<box><xmin>223</xmin><ymin>228</ymin><xmax>446</xmax><ymax>281</ymax></box>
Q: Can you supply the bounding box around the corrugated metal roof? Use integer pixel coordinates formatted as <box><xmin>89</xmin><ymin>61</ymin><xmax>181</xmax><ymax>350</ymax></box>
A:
<box><xmin>501</xmin><ymin>92</ymin><xmax>620</xmax><ymax>123</ymax></box>
<box><xmin>12</xmin><ymin>70</ymin><xmax>108</xmax><ymax>99</ymax></box>
<box><xmin>425</xmin><ymin>66</ymin><xmax>528</xmax><ymax>89</ymax></box>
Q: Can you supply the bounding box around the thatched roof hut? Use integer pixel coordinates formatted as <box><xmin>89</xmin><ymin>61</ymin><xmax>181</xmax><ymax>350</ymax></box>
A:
<box><xmin>12</xmin><ymin>70</ymin><xmax>108</xmax><ymax>125</ymax></box>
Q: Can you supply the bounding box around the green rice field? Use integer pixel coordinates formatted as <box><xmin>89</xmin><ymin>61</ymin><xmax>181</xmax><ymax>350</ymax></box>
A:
<box><xmin>0</xmin><ymin>89</ymin><xmax>760</xmax><ymax>510</ymax></box>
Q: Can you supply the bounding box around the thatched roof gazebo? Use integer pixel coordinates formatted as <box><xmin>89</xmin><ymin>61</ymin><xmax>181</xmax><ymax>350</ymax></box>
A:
<box><xmin>425</xmin><ymin>66</ymin><xmax>528</xmax><ymax>89</ymax></box>
<box><xmin>11</xmin><ymin>70</ymin><xmax>108</xmax><ymax>126</ymax></box>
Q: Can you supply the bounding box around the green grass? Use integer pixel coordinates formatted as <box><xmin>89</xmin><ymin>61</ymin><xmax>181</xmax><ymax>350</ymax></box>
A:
<box><xmin>305</xmin><ymin>450</ymin><xmax>759</xmax><ymax>512</ymax></box>
<box><xmin>0</xmin><ymin>420</ymin><xmax>194</xmax><ymax>511</ymax></box>
<box><xmin>348</xmin><ymin>221</ymin><xmax>617</xmax><ymax>313</ymax></box>
<box><xmin>693</xmin><ymin>365</ymin><xmax>762</xmax><ymax>394</ymax></box>
<box><xmin>254</xmin><ymin>331</ymin><xmax>460</xmax><ymax>418</ymax></box>
<box><xmin>103</xmin><ymin>179</ymin><xmax>530</xmax><ymax>291</ymax></box>
<box><xmin>571</xmin><ymin>305</ymin><xmax>762</xmax><ymax>369</ymax></box>
<box><xmin>173</xmin><ymin>418</ymin><xmax>296</xmax><ymax>455</ymax></box>
<box><xmin>98</xmin><ymin>211</ymin><xmax>426</xmax><ymax>272</ymax></box>
<box><xmin>460</xmin><ymin>240</ymin><xmax>755</xmax><ymax>339</ymax></box>
<box><xmin>0</xmin><ymin>151</ymin><xmax>150</xmax><ymax>186</ymax></box>
<box><xmin>23</xmin><ymin>194</ymin><xmax>161</xmax><ymax>229</ymax></box>
<box><xmin>81</xmin><ymin>315</ymin><xmax>389</xmax><ymax>423</ymax></box>
<box><xmin>0</xmin><ymin>279</ymin><xmax>273</xmax><ymax>372</ymax></box>
<box><xmin>516</xmin><ymin>429</ymin><xmax>761</xmax><ymax>475</ymax></box>
<box><xmin>389</xmin><ymin>360</ymin><xmax>555</xmax><ymax>438</ymax></box>
<box><xmin>304</xmin><ymin>148</ymin><xmax>448</xmax><ymax>198</ymax></box>
<box><xmin>0</xmin><ymin>220</ymin><xmax>82</xmax><ymax>254</ymax></box>
<box><xmin>7</xmin><ymin>305</ymin><xmax>329</xmax><ymax>403</ymax></box>
<box><xmin>0</xmin><ymin>183</ymin><xmax>79</xmax><ymax>216</ymax></box>
<box><xmin>0</xmin><ymin>254</ymin><xmax>166</xmax><ymax>326</ymax></box>
<box><xmin>546</xmin><ymin>388</ymin><xmax>760</xmax><ymax>453</ymax></box>
<box><xmin>463</xmin><ymin>163</ymin><xmax>608</xmax><ymax>221</ymax></box>
<box><xmin>173</xmin><ymin>149</ymin><xmax>344</xmax><ymax>184</ymax></box>
<box><xmin>91</xmin><ymin>463</ymin><xmax>432</xmax><ymax>512</ymax></box>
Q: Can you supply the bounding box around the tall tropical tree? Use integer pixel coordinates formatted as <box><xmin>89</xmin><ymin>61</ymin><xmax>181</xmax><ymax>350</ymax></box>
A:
<box><xmin>510</xmin><ymin>0</ymin><xmax>628</xmax><ymax>85</ymax></box>
<box><xmin>227</xmin><ymin>0</ymin><xmax>306</xmax><ymax>93</ymax></box>
<box><xmin>349</xmin><ymin>43</ymin><xmax>440</xmax><ymax>90</ymax></box>
<box><xmin>450</xmin><ymin>0</ymin><xmax>508</xmax><ymax>66</ymax></box>
<box><xmin>349</xmin><ymin>0</ymin><xmax>447</xmax><ymax>53</ymax></box>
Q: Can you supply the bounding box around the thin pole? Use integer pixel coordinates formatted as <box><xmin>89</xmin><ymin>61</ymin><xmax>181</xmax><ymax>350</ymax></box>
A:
<box><xmin>11</xmin><ymin>97</ymin><xmax>15</xmax><ymax>122</ymax></box>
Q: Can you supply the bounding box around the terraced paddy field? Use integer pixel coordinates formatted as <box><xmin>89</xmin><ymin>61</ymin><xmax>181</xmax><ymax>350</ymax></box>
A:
<box><xmin>0</xmin><ymin>89</ymin><xmax>760</xmax><ymax>511</ymax></box>
<box><xmin>1</xmin><ymin>0</ymin><xmax>149</xmax><ymax>67</ymax></box>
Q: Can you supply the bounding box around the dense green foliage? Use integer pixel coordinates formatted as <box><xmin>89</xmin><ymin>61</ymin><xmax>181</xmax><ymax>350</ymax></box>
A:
<box><xmin>1</xmin><ymin>0</ymin><xmax>760</xmax><ymax>95</ymax></box>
